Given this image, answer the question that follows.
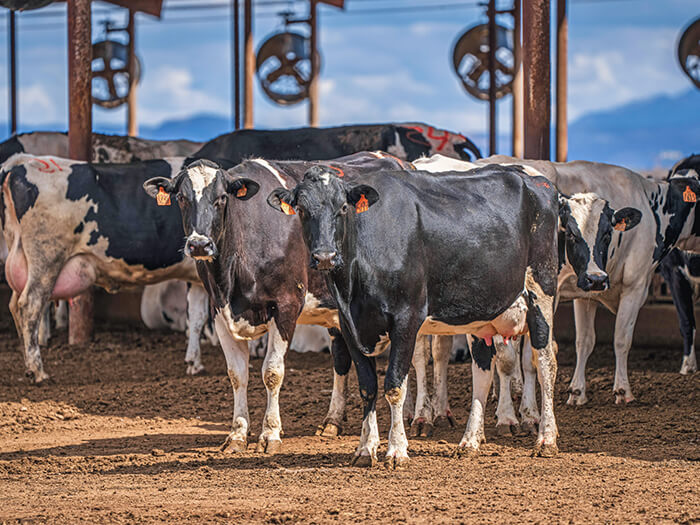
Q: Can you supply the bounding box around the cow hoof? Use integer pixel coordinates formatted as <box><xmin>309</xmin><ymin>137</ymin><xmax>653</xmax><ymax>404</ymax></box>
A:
<box><xmin>566</xmin><ymin>392</ymin><xmax>587</xmax><ymax>406</ymax></box>
<box><xmin>384</xmin><ymin>455</ymin><xmax>409</xmax><ymax>470</ymax></box>
<box><xmin>496</xmin><ymin>423</ymin><xmax>518</xmax><ymax>437</ymax></box>
<box><xmin>614</xmin><ymin>389</ymin><xmax>634</xmax><ymax>405</ymax></box>
<box><xmin>533</xmin><ymin>442</ymin><xmax>558</xmax><ymax>458</ymax></box>
<box><xmin>453</xmin><ymin>445</ymin><xmax>479</xmax><ymax>458</ymax></box>
<box><xmin>316</xmin><ymin>422</ymin><xmax>341</xmax><ymax>437</ymax></box>
<box><xmin>351</xmin><ymin>454</ymin><xmax>377</xmax><ymax>468</ymax></box>
<box><xmin>520</xmin><ymin>421</ymin><xmax>538</xmax><ymax>436</ymax></box>
<box><xmin>680</xmin><ymin>356</ymin><xmax>697</xmax><ymax>375</ymax></box>
<box><xmin>433</xmin><ymin>413</ymin><xmax>456</xmax><ymax>428</ymax></box>
<box><xmin>185</xmin><ymin>362</ymin><xmax>205</xmax><ymax>376</ymax></box>
<box><xmin>256</xmin><ymin>437</ymin><xmax>282</xmax><ymax>454</ymax></box>
<box><xmin>27</xmin><ymin>370</ymin><xmax>50</xmax><ymax>385</ymax></box>
<box><xmin>220</xmin><ymin>436</ymin><xmax>247</xmax><ymax>453</ymax></box>
<box><xmin>409</xmin><ymin>418</ymin><xmax>433</xmax><ymax>438</ymax></box>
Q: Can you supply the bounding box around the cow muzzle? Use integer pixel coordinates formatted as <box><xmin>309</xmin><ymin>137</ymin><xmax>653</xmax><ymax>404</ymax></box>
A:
<box><xmin>579</xmin><ymin>272</ymin><xmax>609</xmax><ymax>292</ymax></box>
<box><xmin>185</xmin><ymin>235</ymin><xmax>217</xmax><ymax>261</ymax></box>
<box><xmin>312</xmin><ymin>251</ymin><xmax>338</xmax><ymax>271</ymax></box>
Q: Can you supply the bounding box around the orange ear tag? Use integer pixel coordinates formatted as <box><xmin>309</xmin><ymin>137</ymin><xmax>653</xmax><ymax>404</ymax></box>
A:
<box><xmin>614</xmin><ymin>219</ymin><xmax>627</xmax><ymax>232</ymax></box>
<box><xmin>156</xmin><ymin>187</ymin><xmax>171</xmax><ymax>206</ymax></box>
<box><xmin>355</xmin><ymin>194</ymin><xmax>369</xmax><ymax>213</ymax></box>
<box><xmin>236</xmin><ymin>186</ymin><xmax>247</xmax><ymax>198</ymax></box>
<box><xmin>683</xmin><ymin>186</ymin><xmax>697</xmax><ymax>203</ymax></box>
<box><xmin>281</xmin><ymin>201</ymin><xmax>296</xmax><ymax>215</ymax></box>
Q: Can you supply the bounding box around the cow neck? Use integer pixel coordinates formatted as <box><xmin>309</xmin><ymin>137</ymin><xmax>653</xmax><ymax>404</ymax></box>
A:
<box><xmin>650</xmin><ymin>182</ymin><xmax>697</xmax><ymax>262</ymax></box>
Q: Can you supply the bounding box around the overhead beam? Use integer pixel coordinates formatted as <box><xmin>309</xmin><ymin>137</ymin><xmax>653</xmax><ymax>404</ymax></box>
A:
<box><xmin>555</xmin><ymin>0</ymin><xmax>568</xmax><ymax>162</ymax></box>
<box><xmin>67</xmin><ymin>0</ymin><xmax>94</xmax><ymax>344</ymax></box>
<box><xmin>522</xmin><ymin>0</ymin><xmax>551</xmax><ymax>160</ymax></box>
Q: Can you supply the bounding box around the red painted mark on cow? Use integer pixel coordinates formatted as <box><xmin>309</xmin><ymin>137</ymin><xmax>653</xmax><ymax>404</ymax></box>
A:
<box><xmin>683</xmin><ymin>186</ymin><xmax>697</xmax><ymax>203</ymax></box>
<box><xmin>355</xmin><ymin>194</ymin><xmax>369</xmax><ymax>214</ymax></box>
<box><xmin>536</xmin><ymin>181</ymin><xmax>551</xmax><ymax>189</ymax></box>
<box><xmin>156</xmin><ymin>187</ymin><xmax>171</xmax><ymax>206</ymax></box>
<box><xmin>403</xmin><ymin>126</ymin><xmax>431</xmax><ymax>148</ymax></box>
<box><xmin>328</xmin><ymin>165</ymin><xmax>345</xmax><ymax>178</ymax></box>
<box><xmin>426</xmin><ymin>126</ymin><xmax>450</xmax><ymax>151</ymax></box>
<box><xmin>34</xmin><ymin>158</ymin><xmax>63</xmax><ymax>173</ymax></box>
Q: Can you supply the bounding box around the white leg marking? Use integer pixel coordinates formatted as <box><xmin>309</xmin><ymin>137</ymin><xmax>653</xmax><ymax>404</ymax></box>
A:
<box><xmin>354</xmin><ymin>408</ymin><xmax>380</xmax><ymax>467</ymax></box>
<box><xmin>459</xmin><ymin>340</ymin><xmax>493</xmax><ymax>454</ymax></box>
<box><xmin>410</xmin><ymin>335</ymin><xmax>433</xmax><ymax>436</ymax></box>
<box><xmin>567</xmin><ymin>298</ymin><xmax>597</xmax><ymax>405</ymax></box>
<box><xmin>185</xmin><ymin>285</ymin><xmax>208</xmax><ymax>375</ymax></box>
<box><xmin>385</xmin><ymin>375</ymin><xmax>410</xmax><ymax>468</ymax></box>
<box><xmin>519</xmin><ymin>335</ymin><xmax>540</xmax><ymax>434</ymax></box>
<box><xmin>494</xmin><ymin>340</ymin><xmax>519</xmax><ymax>433</ymax></box>
<box><xmin>319</xmin><ymin>369</ymin><xmax>348</xmax><ymax>436</ymax></box>
<box><xmin>432</xmin><ymin>335</ymin><xmax>455</xmax><ymax>425</ymax></box>
<box><xmin>257</xmin><ymin>318</ymin><xmax>287</xmax><ymax>453</ymax></box>
<box><xmin>681</xmin><ymin>330</ymin><xmax>697</xmax><ymax>375</ymax></box>
<box><xmin>612</xmin><ymin>285</ymin><xmax>649</xmax><ymax>404</ymax></box>
<box><xmin>54</xmin><ymin>300</ymin><xmax>68</xmax><ymax>330</ymax></box>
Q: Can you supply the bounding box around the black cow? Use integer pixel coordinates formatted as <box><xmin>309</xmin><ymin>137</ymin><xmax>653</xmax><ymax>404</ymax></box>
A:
<box><xmin>1</xmin><ymin>154</ymin><xmax>209</xmax><ymax>382</ymax></box>
<box><xmin>268</xmin><ymin>165</ymin><xmax>561</xmax><ymax>466</ymax></box>
<box><xmin>143</xmin><ymin>152</ymin><xmax>414</xmax><ymax>453</ymax></box>
<box><xmin>659</xmin><ymin>154</ymin><xmax>700</xmax><ymax>375</ymax></box>
<box><xmin>186</xmin><ymin>123</ymin><xmax>482</xmax><ymax>166</ymax></box>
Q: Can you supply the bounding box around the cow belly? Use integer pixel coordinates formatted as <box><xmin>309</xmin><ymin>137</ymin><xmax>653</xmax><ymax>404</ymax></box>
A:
<box><xmin>5</xmin><ymin>249</ymin><xmax>95</xmax><ymax>299</ymax></box>
<box><xmin>419</xmin><ymin>295</ymin><xmax>529</xmax><ymax>342</ymax></box>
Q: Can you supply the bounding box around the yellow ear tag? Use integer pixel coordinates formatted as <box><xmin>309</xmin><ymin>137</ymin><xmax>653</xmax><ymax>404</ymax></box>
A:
<box><xmin>614</xmin><ymin>219</ymin><xmax>627</xmax><ymax>232</ymax></box>
<box><xmin>236</xmin><ymin>186</ymin><xmax>247</xmax><ymax>198</ymax></box>
<box><xmin>281</xmin><ymin>201</ymin><xmax>295</xmax><ymax>215</ymax></box>
<box><xmin>683</xmin><ymin>186</ymin><xmax>697</xmax><ymax>203</ymax></box>
<box><xmin>156</xmin><ymin>187</ymin><xmax>171</xmax><ymax>206</ymax></box>
<box><xmin>355</xmin><ymin>194</ymin><xmax>369</xmax><ymax>213</ymax></box>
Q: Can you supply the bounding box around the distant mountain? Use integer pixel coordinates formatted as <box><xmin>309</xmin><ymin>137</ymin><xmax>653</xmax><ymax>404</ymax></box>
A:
<box><xmin>3</xmin><ymin>89</ymin><xmax>698</xmax><ymax>169</ymax></box>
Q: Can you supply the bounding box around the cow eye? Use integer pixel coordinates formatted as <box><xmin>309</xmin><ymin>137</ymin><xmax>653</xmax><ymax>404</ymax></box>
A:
<box><xmin>216</xmin><ymin>195</ymin><xmax>227</xmax><ymax>207</ymax></box>
<box><xmin>339</xmin><ymin>203</ymin><xmax>349</xmax><ymax>215</ymax></box>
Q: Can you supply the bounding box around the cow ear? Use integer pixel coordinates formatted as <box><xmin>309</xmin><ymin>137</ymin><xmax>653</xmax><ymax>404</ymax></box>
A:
<box><xmin>346</xmin><ymin>184</ymin><xmax>379</xmax><ymax>213</ymax></box>
<box><xmin>612</xmin><ymin>207</ymin><xmax>642</xmax><ymax>232</ymax></box>
<box><xmin>669</xmin><ymin>175</ymin><xmax>700</xmax><ymax>204</ymax></box>
<box><xmin>143</xmin><ymin>176</ymin><xmax>175</xmax><ymax>198</ymax></box>
<box><xmin>267</xmin><ymin>187</ymin><xmax>296</xmax><ymax>215</ymax></box>
<box><xmin>226</xmin><ymin>177</ymin><xmax>260</xmax><ymax>200</ymax></box>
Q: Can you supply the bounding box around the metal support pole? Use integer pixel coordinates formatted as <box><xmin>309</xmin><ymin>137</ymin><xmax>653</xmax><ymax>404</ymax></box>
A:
<box><xmin>522</xmin><ymin>0</ymin><xmax>551</xmax><ymax>160</ymax></box>
<box><xmin>308</xmin><ymin>0</ymin><xmax>319</xmax><ymax>127</ymax></box>
<box><xmin>487</xmin><ymin>0</ymin><xmax>497</xmax><ymax>155</ymax></box>
<box><xmin>232</xmin><ymin>0</ymin><xmax>241</xmax><ymax>130</ymax></box>
<box><xmin>512</xmin><ymin>0</ymin><xmax>523</xmax><ymax>157</ymax></box>
<box><xmin>127</xmin><ymin>9</ymin><xmax>138</xmax><ymax>137</ymax></box>
<box><xmin>243</xmin><ymin>0</ymin><xmax>254</xmax><ymax>129</ymax></box>
<box><xmin>555</xmin><ymin>0</ymin><xmax>568</xmax><ymax>162</ymax></box>
<box><xmin>9</xmin><ymin>11</ymin><xmax>17</xmax><ymax>135</ymax></box>
<box><xmin>67</xmin><ymin>0</ymin><xmax>94</xmax><ymax>344</ymax></box>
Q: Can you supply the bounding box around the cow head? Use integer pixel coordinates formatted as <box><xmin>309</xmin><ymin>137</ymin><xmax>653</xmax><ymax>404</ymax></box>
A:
<box><xmin>559</xmin><ymin>193</ymin><xmax>641</xmax><ymax>291</ymax></box>
<box><xmin>143</xmin><ymin>159</ymin><xmax>259</xmax><ymax>261</ymax></box>
<box><xmin>267</xmin><ymin>166</ymin><xmax>379</xmax><ymax>270</ymax></box>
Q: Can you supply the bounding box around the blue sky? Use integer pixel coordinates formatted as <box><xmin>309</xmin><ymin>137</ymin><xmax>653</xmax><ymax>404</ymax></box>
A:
<box><xmin>0</xmin><ymin>0</ymin><xmax>698</xmax><ymax>140</ymax></box>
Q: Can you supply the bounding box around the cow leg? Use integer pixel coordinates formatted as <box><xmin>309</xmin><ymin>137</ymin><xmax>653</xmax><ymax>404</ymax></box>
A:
<box><xmin>494</xmin><ymin>340</ymin><xmax>520</xmax><ymax>436</ymax></box>
<box><xmin>526</xmin><ymin>280</ymin><xmax>558</xmax><ymax>457</ymax></box>
<box><xmin>185</xmin><ymin>284</ymin><xmax>208</xmax><ymax>375</ymax></box>
<box><xmin>661</xmin><ymin>262</ymin><xmax>698</xmax><ymax>375</ymax></box>
<box><xmin>54</xmin><ymin>300</ymin><xmax>68</xmax><ymax>330</ymax></box>
<box><xmin>16</xmin><ymin>277</ymin><xmax>55</xmax><ymax>383</ymax></box>
<box><xmin>215</xmin><ymin>315</ymin><xmax>251</xmax><ymax>453</ymax></box>
<box><xmin>410</xmin><ymin>335</ymin><xmax>433</xmax><ymax>437</ymax></box>
<box><xmin>318</xmin><ymin>328</ymin><xmax>350</xmax><ymax>437</ymax></box>
<box><xmin>384</xmin><ymin>322</ymin><xmax>418</xmax><ymax>469</ymax></box>
<box><xmin>612</xmin><ymin>284</ymin><xmax>648</xmax><ymax>404</ymax></box>
<box><xmin>350</xmin><ymin>351</ymin><xmax>379</xmax><ymax>468</ymax></box>
<box><xmin>38</xmin><ymin>302</ymin><xmax>52</xmax><ymax>347</ymax></box>
<box><xmin>457</xmin><ymin>337</ymin><xmax>494</xmax><ymax>456</ymax></box>
<box><xmin>567</xmin><ymin>298</ymin><xmax>598</xmax><ymax>405</ymax></box>
<box><xmin>256</xmin><ymin>319</ymin><xmax>289</xmax><ymax>454</ymax></box>
<box><xmin>432</xmin><ymin>335</ymin><xmax>455</xmax><ymax>427</ymax></box>
<box><xmin>519</xmin><ymin>335</ymin><xmax>540</xmax><ymax>435</ymax></box>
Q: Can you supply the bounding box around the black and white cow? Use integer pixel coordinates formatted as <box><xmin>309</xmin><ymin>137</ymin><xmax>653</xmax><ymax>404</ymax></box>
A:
<box><xmin>1</xmin><ymin>154</ymin><xmax>210</xmax><ymax>382</ymax></box>
<box><xmin>186</xmin><ymin>123</ymin><xmax>481</xmax><ymax>167</ymax></box>
<box><xmin>268</xmin><ymin>165</ymin><xmax>561</xmax><ymax>465</ymax></box>
<box><xmin>475</xmin><ymin>155</ymin><xmax>700</xmax><ymax>404</ymax></box>
<box><xmin>143</xmin><ymin>153</ymin><xmax>415</xmax><ymax>453</ymax></box>
<box><xmin>658</xmin><ymin>154</ymin><xmax>700</xmax><ymax>375</ymax></box>
<box><xmin>0</xmin><ymin>131</ymin><xmax>202</xmax><ymax>166</ymax></box>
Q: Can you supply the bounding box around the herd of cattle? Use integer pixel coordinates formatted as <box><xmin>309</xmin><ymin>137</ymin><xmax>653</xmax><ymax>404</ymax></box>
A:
<box><xmin>0</xmin><ymin>123</ymin><xmax>697</xmax><ymax>468</ymax></box>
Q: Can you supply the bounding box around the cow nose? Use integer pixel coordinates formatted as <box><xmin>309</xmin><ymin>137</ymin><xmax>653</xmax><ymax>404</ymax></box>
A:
<box><xmin>186</xmin><ymin>237</ymin><xmax>216</xmax><ymax>259</ymax></box>
<box><xmin>313</xmin><ymin>251</ymin><xmax>337</xmax><ymax>270</ymax></box>
<box><xmin>583</xmin><ymin>272</ymin><xmax>609</xmax><ymax>291</ymax></box>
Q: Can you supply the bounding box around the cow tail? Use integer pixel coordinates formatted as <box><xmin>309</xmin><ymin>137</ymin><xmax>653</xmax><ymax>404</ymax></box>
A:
<box><xmin>329</xmin><ymin>279</ymin><xmax>367</xmax><ymax>355</ymax></box>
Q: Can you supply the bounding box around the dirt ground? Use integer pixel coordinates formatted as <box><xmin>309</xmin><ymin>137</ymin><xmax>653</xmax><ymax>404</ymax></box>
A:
<box><xmin>0</xmin><ymin>317</ymin><xmax>698</xmax><ymax>524</ymax></box>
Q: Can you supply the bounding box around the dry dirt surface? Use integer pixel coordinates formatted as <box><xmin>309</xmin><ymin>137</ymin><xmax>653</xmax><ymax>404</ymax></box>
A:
<box><xmin>0</xmin><ymin>319</ymin><xmax>698</xmax><ymax>524</ymax></box>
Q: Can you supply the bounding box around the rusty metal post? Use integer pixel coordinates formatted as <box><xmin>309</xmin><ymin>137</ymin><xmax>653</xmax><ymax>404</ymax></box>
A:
<box><xmin>512</xmin><ymin>0</ymin><xmax>523</xmax><ymax>157</ymax></box>
<box><xmin>522</xmin><ymin>0</ymin><xmax>551</xmax><ymax>160</ymax></box>
<box><xmin>487</xmin><ymin>0</ymin><xmax>497</xmax><ymax>155</ymax></box>
<box><xmin>127</xmin><ymin>10</ymin><xmax>138</xmax><ymax>137</ymax></box>
<box><xmin>9</xmin><ymin>11</ymin><xmax>17</xmax><ymax>134</ymax></box>
<box><xmin>67</xmin><ymin>0</ymin><xmax>94</xmax><ymax>344</ymax></box>
<box><xmin>232</xmin><ymin>0</ymin><xmax>241</xmax><ymax>130</ymax></box>
<box><xmin>555</xmin><ymin>0</ymin><xmax>567</xmax><ymax>161</ymax></box>
<box><xmin>308</xmin><ymin>0</ymin><xmax>319</xmax><ymax>127</ymax></box>
<box><xmin>243</xmin><ymin>0</ymin><xmax>254</xmax><ymax>129</ymax></box>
